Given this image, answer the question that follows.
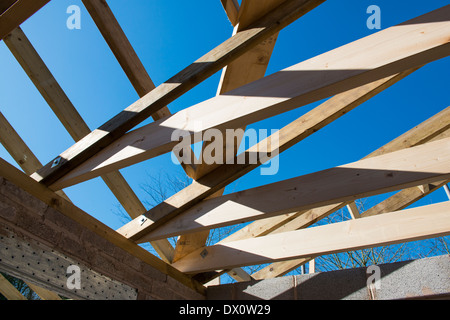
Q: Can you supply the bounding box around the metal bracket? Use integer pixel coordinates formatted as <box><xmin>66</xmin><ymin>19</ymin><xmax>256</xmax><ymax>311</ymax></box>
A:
<box><xmin>139</xmin><ymin>216</ymin><xmax>148</xmax><ymax>226</ymax></box>
<box><xmin>51</xmin><ymin>157</ymin><xmax>62</xmax><ymax>168</ymax></box>
<box><xmin>200</xmin><ymin>249</ymin><xmax>208</xmax><ymax>259</ymax></box>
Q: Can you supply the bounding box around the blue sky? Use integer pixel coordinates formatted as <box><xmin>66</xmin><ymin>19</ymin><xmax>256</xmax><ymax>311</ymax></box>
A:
<box><xmin>1</xmin><ymin>0</ymin><xmax>449</xmax><ymax>234</ymax></box>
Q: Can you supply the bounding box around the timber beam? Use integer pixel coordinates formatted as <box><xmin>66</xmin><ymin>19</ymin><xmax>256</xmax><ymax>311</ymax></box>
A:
<box><xmin>129</xmin><ymin>136</ymin><xmax>450</xmax><ymax>242</ymax></box>
<box><xmin>171</xmin><ymin>201</ymin><xmax>450</xmax><ymax>273</ymax></box>
<box><xmin>0</xmin><ymin>0</ymin><xmax>50</xmax><ymax>40</ymax></box>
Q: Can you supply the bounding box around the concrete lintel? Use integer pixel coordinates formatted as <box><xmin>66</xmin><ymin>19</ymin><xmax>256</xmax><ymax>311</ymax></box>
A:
<box><xmin>0</xmin><ymin>171</ymin><xmax>204</xmax><ymax>300</ymax></box>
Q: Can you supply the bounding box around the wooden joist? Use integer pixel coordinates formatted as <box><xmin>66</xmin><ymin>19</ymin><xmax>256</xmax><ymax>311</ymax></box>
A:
<box><xmin>45</xmin><ymin>5</ymin><xmax>450</xmax><ymax>190</ymax></box>
<box><xmin>0</xmin><ymin>0</ymin><xmax>50</xmax><ymax>40</ymax></box>
<box><xmin>0</xmin><ymin>111</ymin><xmax>45</xmax><ymax>178</ymax></box>
<box><xmin>32</xmin><ymin>0</ymin><xmax>326</xmax><ymax>188</ymax></box>
<box><xmin>171</xmin><ymin>201</ymin><xmax>450</xmax><ymax>273</ymax></box>
<box><xmin>216</xmin><ymin>0</ymin><xmax>283</xmax><ymax>100</ymax></box>
<box><xmin>3</xmin><ymin>27</ymin><xmax>175</xmax><ymax>263</ymax></box>
<box><xmin>252</xmin><ymin>257</ymin><xmax>315</xmax><ymax>280</ymax></box>
<box><xmin>179</xmin><ymin>4</ymin><xmax>450</xmax><ymax>279</ymax></box>
<box><xmin>132</xmin><ymin>136</ymin><xmax>450</xmax><ymax>242</ymax></box>
<box><xmin>346</xmin><ymin>202</ymin><xmax>361</xmax><ymax>219</ymax></box>
<box><xmin>4</xmin><ymin>28</ymin><xmax>92</xmax><ymax>143</ymax></box>
<box><xmin>362</xmin><ymin>181</ymin><xmax>448</xmax><ymax>219</ymax></box>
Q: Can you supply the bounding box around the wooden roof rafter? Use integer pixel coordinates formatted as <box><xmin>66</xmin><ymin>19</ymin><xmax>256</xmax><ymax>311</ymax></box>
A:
<box><xmin>227</xmin><ymin>104</ymin><xmax>450</xmax><ymax>244</ymax></box>
<box><xmin>172</xmin><ymin>200</ymin><xmax>450</xmax><ymax>274</ymax></box>
<box><xmin>0</xmin><ymin>274</ymin><xmax>27</xmax><ymax>300</ymax></box>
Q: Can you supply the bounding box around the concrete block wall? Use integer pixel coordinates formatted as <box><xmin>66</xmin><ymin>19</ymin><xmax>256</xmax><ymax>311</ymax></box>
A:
<box><xmin>207</xmin><ymin>255</ymin><xmax>450</xmax><ymax>300</ymax></box>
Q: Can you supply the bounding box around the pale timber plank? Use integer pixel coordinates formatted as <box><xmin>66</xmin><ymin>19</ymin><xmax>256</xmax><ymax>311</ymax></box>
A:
<box><xmin>171</xmin><ymin>201</ymin><xmax>450</xmax><ymax>273</ymax></box>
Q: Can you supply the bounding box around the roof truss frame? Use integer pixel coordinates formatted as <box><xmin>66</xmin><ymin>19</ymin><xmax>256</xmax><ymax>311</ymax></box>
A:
<box><xmin>0</xmin><ymin>0</ymin><xmax>449</xmax><ymax>299</ymax></box>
